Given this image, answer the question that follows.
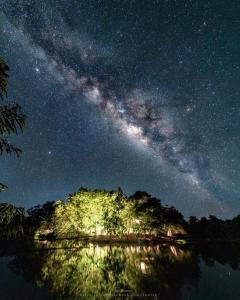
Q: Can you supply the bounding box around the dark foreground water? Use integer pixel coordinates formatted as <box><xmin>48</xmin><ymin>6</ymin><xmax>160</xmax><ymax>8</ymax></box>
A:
<box><xmin>0</xmin><ymin>240</ymin><xmax>240</xmax><ymax>300</ymax></box>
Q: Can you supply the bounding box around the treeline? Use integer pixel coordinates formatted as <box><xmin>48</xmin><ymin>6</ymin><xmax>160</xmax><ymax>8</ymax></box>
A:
<box><xmin>188</xmin><ymin>215</ymin><xmax>240</xmax><ymax>240</ymax></box>
<box><xmin>0</xmin><ymin>187</ymin><xmax>240</xmax><ymax>241</ymax></box>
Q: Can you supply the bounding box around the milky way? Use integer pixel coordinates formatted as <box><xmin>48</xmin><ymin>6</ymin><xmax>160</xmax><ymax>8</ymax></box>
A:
<box><xmin>3</xmin><ymin>8</ymin><xmax>206</xmax><ymax>177</ymax></box>
<box><xmin>1</xmin><ymin>1</ymin><xmax>240</xmax><ymax>217</ymax></box>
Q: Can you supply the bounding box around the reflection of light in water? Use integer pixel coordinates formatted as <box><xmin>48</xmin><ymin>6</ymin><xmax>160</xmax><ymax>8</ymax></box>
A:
<box><xmin>96</xmin><ymin>244</ymin><xmax>100</xmax><ymax>256</ymax></box>
<box><xmin>126</xmin><ymin>245</ymin><xmax>162</xmax><ymax>255</ymax></box>
<box><xmin>170</xmin><ymin>246</ymin><xmax>178</xmax><ymax>257</ymax></box>
<box><xmin>40</xmin><ymin>240</ymin><xmax>48</xmax><ymax>245</ymax></box>
<box><xmin>140</xmin><ymin>261</ymin><xmax>147</xmax><ymax>273</ymax></box>
<box><xmin>135</xmin><ymin>258</ymin><xmax>150</xmax><ymax>274</ymax></box>
<box><xmin>35</xmin><ymin>242</ymin><xmax>194</xmax><ymax>299</ymax></box>
<box><xmin>89</xmin><ymin>243</ymin><xmax>94</xmax><ymax>255</ymax></box>
<box><xmin>88</xmin><ymin>244</ymin><xmax>109</xmax><ymax>258</ymax></box>
<box><xmin>167</xmin><ymin>229</ymin><xmax>172</xmax><ymax>237</ymax></box>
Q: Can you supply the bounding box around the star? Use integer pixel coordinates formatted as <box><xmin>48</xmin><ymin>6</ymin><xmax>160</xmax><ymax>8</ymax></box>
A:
<box><xmin>0</xmin><ymin>0</ymin><xmax>238</xmax><ymax>218</ymax></box>
<box><xmin>185</xmin><ymin>105</ymin><xmax>193</xmax><ymax>113</ymax></box>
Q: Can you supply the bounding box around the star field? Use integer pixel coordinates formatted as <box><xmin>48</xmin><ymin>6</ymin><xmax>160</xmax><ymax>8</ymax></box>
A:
<box><xmin>0</xmin><ymin>0</ymin><xmax>240</xmax><ymax>218</ymax></box>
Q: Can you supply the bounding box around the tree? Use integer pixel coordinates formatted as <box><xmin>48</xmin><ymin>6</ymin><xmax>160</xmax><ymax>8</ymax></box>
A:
<box><xmin>0</xmin><ymin>202</ymin><xmax>25</xmax><ymax>238</ymax></box>
<box><xmin>66</xmin><ymin>189</ymin><xmax>125</xmax><ymax>236</ymax></box>
<box><xmin>127</xmin><ymin>192</ymin><xmax>164</xmax><ymax>236</ymax></box>
<box><xmin>0</xmin><ymin>58</ymin><xmax>25</xmax><ymax>189</ymax></box>
<box><xmin>26</xmin><ymin>201</ymin><xmax>59</xmax><ymax>236</ymax></box>
<box><xmin>160</xmin><ymin>206</ymin><xmax>186</xmax><ymax>238</ymax></box>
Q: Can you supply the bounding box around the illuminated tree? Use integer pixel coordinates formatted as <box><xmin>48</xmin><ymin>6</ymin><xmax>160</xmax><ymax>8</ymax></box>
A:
<box><xmin>30</xmin><ymin>188</ymin><xmax>187</xmax><ymax>239</ymax></box>
<box><xmin>67</xmin><ymin>188</ymin><xmax>124</xmax><ymax>235</ymax></box>
<box><xmin>37</xmin><ymin>189</ymin><xmax>127</xmax><ymax>238</ymax></box>
<box><xmin>118</xmin><ymin>198</ymin><xmax>137</xmax><ymax>236</ymax></box>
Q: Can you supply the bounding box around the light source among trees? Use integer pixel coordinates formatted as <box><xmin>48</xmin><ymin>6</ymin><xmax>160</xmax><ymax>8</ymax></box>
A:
<box><xmin>32</xmin><ymin>188</ymin><xmax>187</xmax><ymax>240</ymax></box>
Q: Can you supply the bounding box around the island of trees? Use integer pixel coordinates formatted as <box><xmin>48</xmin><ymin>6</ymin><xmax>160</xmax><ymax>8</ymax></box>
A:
<box><xmin>1</xmin><ymin>58</ymin><xmax>239</xmax><ymax>244</ymax></box>
<box><xmin>1</xmin><ymin>187</ymin><xmax>240</xmax><ymax>242</ymax></box>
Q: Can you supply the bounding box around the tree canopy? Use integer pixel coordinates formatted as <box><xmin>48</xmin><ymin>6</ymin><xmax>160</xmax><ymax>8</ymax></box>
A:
<box><xmin>0</xmin><ymin>202</ymin><xmax>25</xmax><ymax>238</ymax></box>
<box><xmin>31</xmin><ymin>188</ymin><xmax>186</xmax><ymax>239</ymax></box>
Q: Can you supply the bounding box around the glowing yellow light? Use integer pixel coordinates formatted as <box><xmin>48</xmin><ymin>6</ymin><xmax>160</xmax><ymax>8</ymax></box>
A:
<box><xmin>170</xmin><ymin>246</ymin><xmax>178</xmax><ymax>257</ymax></box>
<box><xmin>140</xmin><ymin>261</ymin><xmax>146</xmax><ymax>273</ymax></box>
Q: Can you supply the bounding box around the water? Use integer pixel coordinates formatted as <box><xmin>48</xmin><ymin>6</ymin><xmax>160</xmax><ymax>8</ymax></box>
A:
<box><xmin>0</xmin><ymin>240</ymin><xmax>240</xmax><ymax>299</ymax></box>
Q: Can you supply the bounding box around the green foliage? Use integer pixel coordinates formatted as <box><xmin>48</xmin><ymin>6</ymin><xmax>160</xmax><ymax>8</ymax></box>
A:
<box><xmin>0</xmin><ymin>58</ymin><xmax>9</xmax><ymax>98</ymax></box>
<box><xmin>0</xmin><ymin>203</ymin><xmax>25</xmax><ymax>238</ymax></box>
<box><xmin>0</xmin><ymin>57</ymin><xmax>25</xmax><ymax>190</ymax></box>
<box><xmin>0</xmin><ymin>57</ymin><xmax>25</xmax><ymax>156</ymax></box>
<box><xmin>3</xmin><ymin>187</ymin><xmax>240</xmax><ymax>242</ymax></box>
<box><xmin>0</xmin><ymin>203</ymin><xmax>25</xmax><ymax>225</ymax></box>
<box><xmin>35</xmin><ymin>188</ymin><xmax>186</xmax><ymax>239</ymax></box>
<box><xmin>43</xmin><ymin>189</ymin><xmax>126</xmax><ymax>237</ymax></box>
<box><xmin>27</xmin><ymin>201</ymin><xmax>61</xmax><ymax>238</ymax></box>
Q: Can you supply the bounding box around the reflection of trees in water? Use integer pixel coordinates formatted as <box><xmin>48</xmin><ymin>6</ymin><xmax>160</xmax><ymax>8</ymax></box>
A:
<box><xmin>5</xmin><ymin>241</ymin><xmax>240</xmax><ymax>299</ymax></box>
<box><xmin>7</xmin><ymin>242</ymin><xmax>200</xmax><ymax>300</ymax></box>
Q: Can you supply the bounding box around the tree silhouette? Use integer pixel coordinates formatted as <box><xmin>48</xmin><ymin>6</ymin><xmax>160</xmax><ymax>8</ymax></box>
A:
<box><xmin>0</xmin><ymin>57</ymin><xmax>25</xmax><ymax>190</ymax></box>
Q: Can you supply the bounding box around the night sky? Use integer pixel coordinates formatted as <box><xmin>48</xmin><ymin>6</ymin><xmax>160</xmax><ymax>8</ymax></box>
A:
<box><xmin>0</xmin><ymin>0</ymin><xmax>240</xmax><ymax>218</ymax></box>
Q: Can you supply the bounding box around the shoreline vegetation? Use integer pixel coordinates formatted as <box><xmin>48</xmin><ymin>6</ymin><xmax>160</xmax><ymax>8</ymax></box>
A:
<box><xmin>1</xmin><ymin>187</ymin><xmax>240</xmax><ymax>244</ymax></box>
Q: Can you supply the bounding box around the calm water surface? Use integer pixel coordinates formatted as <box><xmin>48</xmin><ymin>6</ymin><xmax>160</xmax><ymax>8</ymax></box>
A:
<box><xmin>0</xmin><ymin>241</ymin><xmax>240</xmax><ymax>299</ymax></box>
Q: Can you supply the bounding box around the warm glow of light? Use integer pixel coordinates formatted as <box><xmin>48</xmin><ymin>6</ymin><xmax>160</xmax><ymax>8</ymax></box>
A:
<box><xmin>140</xmin><ymin>261</ymin><xmax>146</xmax><ymax>273</ymax></box>
<box><xmin>170</xmin><ymin>246</ymin><xmax>178</xmax><ymax>257</ymax></box>
<box><xmin>167</xmin><ymin>229</ymin><xmax>172</xmax><ymax>237</ymax></box>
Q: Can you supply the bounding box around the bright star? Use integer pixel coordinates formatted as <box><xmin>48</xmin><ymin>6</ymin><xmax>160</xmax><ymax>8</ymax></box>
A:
<box><xmin>185</xmin><ymin>105</ymin><xmax>193</xmax><ymax>113</ymax></box>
